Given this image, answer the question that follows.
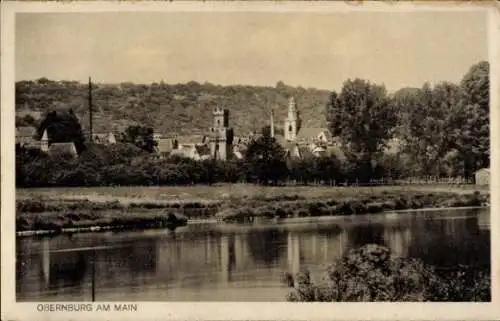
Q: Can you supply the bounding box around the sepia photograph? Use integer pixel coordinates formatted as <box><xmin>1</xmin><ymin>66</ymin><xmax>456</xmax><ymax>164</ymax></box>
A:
<box><xmin>2</xmin><ymin>1</ymin><xmax>500</xmax><ymax>320</ymax></box>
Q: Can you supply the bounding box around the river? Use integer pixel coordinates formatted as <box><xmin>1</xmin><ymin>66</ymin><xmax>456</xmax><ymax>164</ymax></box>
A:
<box><xmin>16</xmin><ymin>207</ymin><xmax>490</xmax><ymax>301</ymax></box>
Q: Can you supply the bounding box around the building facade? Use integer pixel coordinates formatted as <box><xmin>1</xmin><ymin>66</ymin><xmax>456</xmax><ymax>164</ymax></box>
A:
<box><xmin>475</xmin><ymin>168</ymin><xmax>490</xmax><ymax>185</ymax></box>
<box><xmin>284</xmin><ymin>97</ymin><xmax>300</xmax><ymax>141</ymax></box>
<box><xmin>209</xmin><ymin>108</ymin><xmax>233</xmax><ymax>161</ymax></box>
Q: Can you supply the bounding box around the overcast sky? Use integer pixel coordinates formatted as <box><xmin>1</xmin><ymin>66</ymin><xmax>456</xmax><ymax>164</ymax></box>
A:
<box><xmin>15</xmin><ymin>10</ymin><xmax>488</xmax><ymax>92</ymax></box>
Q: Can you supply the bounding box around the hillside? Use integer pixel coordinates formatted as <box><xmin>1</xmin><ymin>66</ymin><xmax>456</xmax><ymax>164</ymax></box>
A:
<box><xmin>15</xmin><ymin>78</ymin><xmax>331</xmax><ymax>136</ymax></box>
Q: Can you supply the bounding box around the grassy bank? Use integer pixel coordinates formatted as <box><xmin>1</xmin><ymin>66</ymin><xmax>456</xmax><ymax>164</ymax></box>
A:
<box><xmin>16</xmin><ymin>208</ymin><xmax>188</xmax><ymax>235</ymax></box>
<box><xmin>216</xmin><ymin>190</ymin><xmax>488</xmax><ymax>223</ymax></box>
<box><xmin>16</xmin><ymin>184</ymin><xmax>489</xmax><ymax>234</ymax></box>
<box><xmin>16</xmin><ymin>184</ymin><xmax>489</xmax><ymax>203</ymax></box>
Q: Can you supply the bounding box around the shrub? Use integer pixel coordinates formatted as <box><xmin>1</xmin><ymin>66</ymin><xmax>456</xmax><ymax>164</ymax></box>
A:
<box><xmin>287</xmin><ymin>244</ymin><xmax>489</xmax><ymax>302</ymax></box>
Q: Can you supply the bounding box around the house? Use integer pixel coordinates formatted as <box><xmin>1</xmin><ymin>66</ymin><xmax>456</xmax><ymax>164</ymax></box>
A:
<box><xmin>475</xmin><ymin>168</ymin><xmax>490</xmax><ymax>185</ymax></box>
<box><xmin>154</xmin><ymin>137</ymin><xmax>177</xmax><ymax>158</ymax></box>
<box><xmin>296</xmin><ymin>127</ymin><xmax>332</xmax><ymax>144</ymax></box>
<box><xmin>15</xmin><ymin>126</ymin><xmax>38</xmax><ymax>148</ymax></box>
<box><xmin>384</xmin><ymin>138</ymin><xmax>404</xmax><ymax>155</ymax></box>
<box><xmin>93</xmin><ymin>132</ymin><xmax>117</xmax><ymax>145</ymax></box>
<box><xmin>283</xmin><ymin>97</ymin><xmax>334</xmax><ymax>144</ymax></box>
<box><xmin>48</xmin><ymin>142</ymin><xmax>78</xmax><ymax>158</ymax></box>
<box><xmin>176</xmin><ymin>134</ymin><xmax>208</xmax><ymax>148</ymax></box>
<box><xmin>170</xmin><ymin>144</ymin><xmax>211</xmax><ymax>161</ymax></box>
<box><xmin>294</xmin><ymin>145</ymin><xmax>315</xmax><ymax>159</ymax></box>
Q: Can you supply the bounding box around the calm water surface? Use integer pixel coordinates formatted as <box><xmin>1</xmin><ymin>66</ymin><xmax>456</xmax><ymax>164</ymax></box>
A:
<box><xmin>16</xmin><ymin>208</ymin><xmax>490</xmax><ymax>301</ymax></box>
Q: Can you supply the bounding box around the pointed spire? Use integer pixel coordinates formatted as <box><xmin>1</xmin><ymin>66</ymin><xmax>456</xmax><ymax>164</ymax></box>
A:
<box><xmin>270</xmin><ymin>109</ymin><xmax>275</xmax><ymax>138</ymax></box>
<box><xmin>41</xmin><ymin>129</ymin><xmax>48</xmax><ymax>141</ymax></box>
<box><xmin>88</xmin><ymin>77</ymin><xmax>93</xmax><ymax>142</ymax></box>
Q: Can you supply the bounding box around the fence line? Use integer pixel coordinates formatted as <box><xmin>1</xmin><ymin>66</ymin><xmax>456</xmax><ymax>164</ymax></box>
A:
<box><xmin>276</xmin><ymin>176</ymin><xmax>474</xmax><ymax>187</ymax></box>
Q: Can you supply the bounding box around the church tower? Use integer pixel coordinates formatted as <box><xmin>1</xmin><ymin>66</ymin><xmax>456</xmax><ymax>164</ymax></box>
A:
<box><xmin>284</xmin><ymin>97</ymin><xmax>300</xmax><ymax>141</ymax></box>
<box><xmin>209</xmin><ymin>108</ymin><xmax>233</xmax><ymax>161</ymax></box>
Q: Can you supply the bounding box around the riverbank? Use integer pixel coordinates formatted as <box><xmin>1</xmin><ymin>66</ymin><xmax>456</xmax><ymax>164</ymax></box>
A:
<box><xmin>16</xmin><ymin>184</ymin><xmax>489</xmax><ymax>236</ymax></box>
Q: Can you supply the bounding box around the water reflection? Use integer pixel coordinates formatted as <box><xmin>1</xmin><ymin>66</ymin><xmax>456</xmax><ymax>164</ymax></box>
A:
<box><xmin>247</xmin><ymin>229</ymin><xmax>287</xmax><ymax>266</ymax></box>
<box><xmin>16</xmin><ymin>208</ymin><xmax>490</xmax><ymax>302</ymax></box>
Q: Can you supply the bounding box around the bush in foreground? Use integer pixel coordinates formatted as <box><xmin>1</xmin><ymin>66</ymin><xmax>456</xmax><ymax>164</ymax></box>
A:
<box><xmin>287</xmin><ymin>244</ymin><xmax>490</xmax><ymax>302</ymax></box>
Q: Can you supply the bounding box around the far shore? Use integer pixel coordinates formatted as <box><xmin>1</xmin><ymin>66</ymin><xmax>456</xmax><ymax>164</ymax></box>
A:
<box><xmin>16</xmin><ymin>205</ymin><xmax>489</xmax><ymax>238</ymax></box>
<box><xmin>15</xmin><ymin>184</ymin><xmax>490</xmax><ymax>236</ymax></box>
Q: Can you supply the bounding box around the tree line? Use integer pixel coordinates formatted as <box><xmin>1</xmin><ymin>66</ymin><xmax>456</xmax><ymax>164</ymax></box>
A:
<box><xmin>326</xmin><ymin>61</ymin><xmax>489</xmax><ymax>179</ymax></box>
<box><xmin>15</xmin><ymin>61</ymin><xmax>489</xmax><ymax>187</ymax></box>
<box><xmin>16</xmin><ymin>131</ymin><xmax>377</xmax><ymax>187</ymax></box>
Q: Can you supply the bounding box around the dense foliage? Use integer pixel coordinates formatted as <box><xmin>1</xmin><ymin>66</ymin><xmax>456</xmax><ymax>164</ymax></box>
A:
<box><xmin>287</xmin><ymin>244</ymin><xmax>490</xmax><ymax>302</ymax></box>
<box><xmin>16</xmin><ymin>142</ymin><xmax>383</xmax><ymax>187</ymax></box>
<box><xmin>326</xmin><ymin>79</ymin><xmax>396</xmax><ymax>181</ymax></box>
<box><xmin>38</xmin><ymin>109</ymin><xmax>86</xmax><ymax>153</ymax></box>
<box><xmin>119</xmin><ymin>125</ymin><xmax>158</xmax><ymax>153</ymax></box>
<box><xmin>243</xmin><ymin>130</ymin><xmax>289</xmax><ymax>185</ymax></box>
<box><xmin>16</xmin><ymin>79</ymin><xmax>330</xmax><ymax>135</ymax></box>
<box><xmin>389</xmin><ymin>61</ymin><xmax>490</xmax><ymax>178</ymax></box>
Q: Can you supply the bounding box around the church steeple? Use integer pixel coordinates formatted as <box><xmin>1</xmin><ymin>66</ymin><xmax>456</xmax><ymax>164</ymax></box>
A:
<box><xmin>40</xmin><ymin>129</ymin><xmax>49</xmax><ymax>152</ymax></box>
<box><xmin>284</xmin><ymin>97</ymin><xmax>299</xmax><ymax>141</ymax></box>
<box><xmin>270</xmin><ymin>109</ymin><xmax>275</xmax><ymax>138</ymax></box>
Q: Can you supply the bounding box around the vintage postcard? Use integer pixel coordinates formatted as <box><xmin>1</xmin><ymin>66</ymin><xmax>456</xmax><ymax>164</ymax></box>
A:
<box><xmin>1</xmin><ymin>1</ymin><xmax>499</xmax><ymax>320</ymax></box>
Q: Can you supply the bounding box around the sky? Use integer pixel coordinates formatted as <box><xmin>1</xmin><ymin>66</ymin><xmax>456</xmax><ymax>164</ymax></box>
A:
<box><xmin>15</xmin><ymin>10</ymin><xmax>488</xmax><ymax>92</ymax></box>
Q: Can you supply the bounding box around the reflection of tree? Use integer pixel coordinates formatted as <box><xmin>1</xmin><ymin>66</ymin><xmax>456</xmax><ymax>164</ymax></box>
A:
<box><xmin>47</xmin><ymin>252</ymin><xmax>87</xmax><ymax>289</ymax></box>
<box><xmin>246</xmin><ymin>228</ymin><xmax>287</xmax><ymax>266</ymax></box>
<box><xmin>16</xmin><ymin>238</ymin><xmax>31</xmax><ymax>281</ymax></box>
<box><xmin>127</xmin><ymin>239</ymin><xmax>158</xmax><ymax>273</ymax></box>
<box><xmin>407</xmin><ymin>216</ymin><xmax>490</xmax><ymax>268</ymax></box>
<box><xmin>347</xmin><ymin>224</ymin><xmax>386</xmax><ymax>249</ymax></box>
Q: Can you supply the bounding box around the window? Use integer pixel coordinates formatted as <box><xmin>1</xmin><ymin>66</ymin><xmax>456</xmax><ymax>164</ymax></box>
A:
<box><xmin>289</xmin><ymin>125</ymin><xmax>292</xmax><ymax>132</ymax></box>
<box><xmin>217</xmin><ymin>119</ymin><xmax>220</xmax><ymax>125</ymax></box>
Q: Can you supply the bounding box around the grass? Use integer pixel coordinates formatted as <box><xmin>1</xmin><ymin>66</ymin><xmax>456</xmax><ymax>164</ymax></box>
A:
<box><xmin>16</xmin><ymin>183</ymin><xmax>489</xmax><ymax>204</ymax></box>
<box><xmin>15</xmin><ymin>184</ymin><xmax>490</xmax><ymax>234</ymax></box>
<box><xmin>215</xmin><ymin>190</ymin><xmax>488</xmax><ymax>223</ymax></box>
<box><xmin>16</xmin><ymin>209</ymin><xmax>188</xmax><ymax>234</ymax></box>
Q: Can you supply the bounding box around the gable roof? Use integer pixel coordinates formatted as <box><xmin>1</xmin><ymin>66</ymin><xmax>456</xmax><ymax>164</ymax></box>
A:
<box><xmin>49</xmin><ymin>142</ymin><xmax>78</xmax><ymax>156</ymax></box>
<box><xmin>475</xmin><ymin>168</ymin><xmax>490</xmax><ymax>174</ymax></box>
<box><xmin>177</xmin><ymin>134</ymin><xmax>207</xmax><ymax>145</ymax></box>
<box><xmin>296</xmin><ymin>128</ymin><xmax>331</xmax><ymax>141</ymax></box>
<box><xmin>156</xmin><ymin>138</ymin><xmax>175</xmax><ymax>154</ymax></box>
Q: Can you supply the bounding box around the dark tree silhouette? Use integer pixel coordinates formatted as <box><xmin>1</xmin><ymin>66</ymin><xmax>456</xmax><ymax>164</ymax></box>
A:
<box><xmin>244</xmin><ymin>130</ymin><xmax>288</xmax><ymax>185</ymax></box>
<box><xmin>37</xmin><ymin>109</ymin><xmax>85</xmax><ymax>153</ymax></box>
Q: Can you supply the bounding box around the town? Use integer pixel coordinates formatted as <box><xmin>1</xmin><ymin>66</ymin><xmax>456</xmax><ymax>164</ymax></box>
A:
<box><xmin>16</xmin><ymin>94</ymin><xmax>346</xmax><ymax>162</ymax></box>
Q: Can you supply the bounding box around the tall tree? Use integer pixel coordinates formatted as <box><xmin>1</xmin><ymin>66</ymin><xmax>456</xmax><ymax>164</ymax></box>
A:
<box><xmin>37</xmin><ymin>109</ymin><xmax>86</xmax><ymax>153</ymax></box>
<box><xmin>449</xmin><ymin>61</ymin><xmax>490</xmax><ymax>178</ymax></box>
<box><xmin>120</xmin><ymin>125</ymin><xmax>158</xmax><ymax>153</ymax></box>
<box><xmin>326</xmin><ymin>79</ymin><xmax>396</xmax><ymax>181</ymax></box>
<box><xmin>244</xmin><ymin>130</ymin><xmax>288</xmax><ymax>185</ymax></box>
<box><xmin>396</xmin><ymin>82</ymin><xmax>460</xmax><ymax>176</ymax></box>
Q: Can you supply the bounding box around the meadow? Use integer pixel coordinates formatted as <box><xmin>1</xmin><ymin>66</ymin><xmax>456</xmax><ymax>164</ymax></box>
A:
<box><xmin>16</xmin><ymin>183</ymin><xmax>489</xmax><ymax>204</ymax></box>
<box><xmin>15</xmin><ymin>184</ymin><xmax>489</xmax><ymax>234</ymax></box>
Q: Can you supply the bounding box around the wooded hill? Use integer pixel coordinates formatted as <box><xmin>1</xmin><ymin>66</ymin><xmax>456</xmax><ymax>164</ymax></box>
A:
<box><xmin>15</xmin><ymin>79</ymin><xmax>331</xmax><ymax>135</ymax></box>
